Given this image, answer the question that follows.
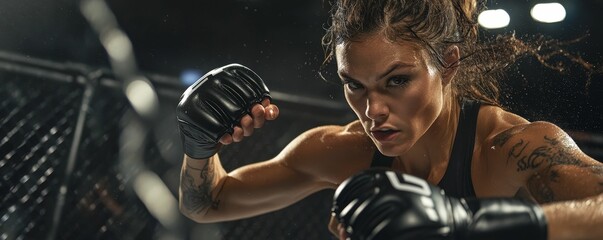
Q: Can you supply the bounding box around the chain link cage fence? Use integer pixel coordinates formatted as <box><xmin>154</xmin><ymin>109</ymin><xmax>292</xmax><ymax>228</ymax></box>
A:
<box><xmin>0</xmin><ymin>51</ymin><xmax>357</xmax><ymax>240</ymax></box>
<box><xmin>1</xmin><ymin>51</ymin><xmax>603</xmax><ymax>240</ymax></box>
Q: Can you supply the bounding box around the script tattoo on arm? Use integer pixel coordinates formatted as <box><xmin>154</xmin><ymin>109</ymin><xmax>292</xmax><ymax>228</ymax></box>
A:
<box><xmin>508</xmin><ymin>139</ymin><xmax>529</xmax><ymax>166</ymax></box>
<box><xmin>493</xmin><ymin>128</ymin><xmax>514</xmax><ymax>147</ymax></box>
<box><xmin>181</xmin><ymin>159</ymin><xmax>223</xmax><ymax>214</ymax></box>
<box><xmin>493</xmin><ymin>125</ymin><xmax>528</xmax><ymax>147</ymax></box>
<box><xmin>513</xmin><ymin>136</ymin><xmax>590</xmax><ymax>172</ymax></box>
<box><xmin>492</xmin><ymin>126</ymin><xmax>529</xmax><ymax>165</ymax></box>
<box><xmin>503</xmin><ymin>134</ymin><xmax>603</xmax><ymax>202</ymax></box>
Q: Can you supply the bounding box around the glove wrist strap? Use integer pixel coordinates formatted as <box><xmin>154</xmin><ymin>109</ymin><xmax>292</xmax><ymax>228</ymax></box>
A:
<box><xmin>462</xmin><ymin>198</ymin><xmax>548</xmax><ymax>240</ymax></box>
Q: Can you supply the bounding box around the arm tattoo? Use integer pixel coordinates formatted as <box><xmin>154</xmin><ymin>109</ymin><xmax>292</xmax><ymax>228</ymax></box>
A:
<box><xmin>527</xmin><ymin>173</ymin><xmax>556</xmax><ymax>203</ymax></box>
<box><xmin>532</xmin><ymin>169</ymin><xmax>560</xmax><ymax>203</ymax></box>
<box><xmin>516</xmin><ymin>144</ymin><xmax>548</xmax><ymax>171</ymax></box>
<box><xmin>494</xmin><ymin>126</ymin><xmax>530</xmax><ymax>166</ymax></box>
<box><xmin>506</xmin><ymin>134</ymin><xmax>603</xmax><ymax>202</ymax></box>
<box><xmin>508</xmin><ymin>139</ymin><xmax>529</xmax><ymax>166</ymax></box>
<box><xmin>493</xmin><ymin>125</ymin><xmax>528</xmax><ymax>147</ymax></box>
<box><xmin>549</xmin><ymin>169</ymin><xmax>560</xmax><ymax>183</ymax></box>
<box><xmin>181</xmin><ymin>159</ymin><xmax>221</xmax><ymax>214</ymax></box>
<box><xmin>510</xmin><ymin>135</ymin><xmax>586</xmax><ymax>172</ymax></box>
<box><xmin>493</xmin><ymin>129</ymin><xmax>514</xmax><ymax>147</ymax></box>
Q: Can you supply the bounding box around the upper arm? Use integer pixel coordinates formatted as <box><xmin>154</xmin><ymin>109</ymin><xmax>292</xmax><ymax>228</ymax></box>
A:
<box><xmin>489</xmin><ymin>121</ymin><xmax>603</xmax><ymax>203</ymax></box>
<box><xmin>210</xmin><ymin>123</ymin><xmax>372</xmax><ymax>221</ymax></box>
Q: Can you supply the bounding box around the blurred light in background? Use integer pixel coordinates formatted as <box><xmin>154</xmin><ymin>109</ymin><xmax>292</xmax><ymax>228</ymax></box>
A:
<box><xmin>104</xmin><ymin>29</ymin><xmax>132</xmax><ymax>62</ymax></box>
<box><xmin>531</xmin><ymin>3</ymin><xmax>566</xmax><ymax>23</ymax></box>
<box><xmin>133</xmin><ymin>170</ymin><xmax>180</xmax><ymax>230</ymax></box>
<box><xmin>125</xmin><ymin>77</ymin><xmax>159</xmax><ymax>117</ymax></box>
<box><xmin>478</xmin><ymin>9</ymin><xmax>511</xmax><ymax>29</ymax></box>
<box><xmin>180</xmin><ymin>69</ymin><xmax>203</xmax><ymax>86</ymax></box>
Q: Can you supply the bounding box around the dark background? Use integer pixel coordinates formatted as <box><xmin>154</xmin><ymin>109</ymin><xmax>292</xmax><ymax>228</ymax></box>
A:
<box><xmin>0</xmin><ymin>0</ymin><xmax>602</xmax><ymax>130</ymax></box>
<box><xmin>0</xmin><ymin>1</ymin><xmax>602</xmax><ymax>239</ymax></box>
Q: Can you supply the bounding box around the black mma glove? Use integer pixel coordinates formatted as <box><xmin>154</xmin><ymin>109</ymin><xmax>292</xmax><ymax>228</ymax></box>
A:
<box><xmin>332</xmin><ymin>169</ymin><xmax>548</xmax><ymax>240</ymax></box>
<box><xmin>176</xmin><ymin>64</ymin><xmax>270</xmax><ymax>159</ymax></box>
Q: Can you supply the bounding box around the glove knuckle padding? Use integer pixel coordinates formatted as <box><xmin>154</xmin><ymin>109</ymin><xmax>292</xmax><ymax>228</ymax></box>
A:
<box><xmin>333</xmin><ymin>173</ymin><xmax>378</xmax><ymax>216</ymax></box>
<box><xmin>334</xmin><ymin>169</ymin><xmax>452</xmax><ymax>240</ymax></box>
<box><xmin>334</xmin><ymin>169</ymin><xmax>548</xmax><ymax>240</ymax></box>
<box><xmin>176</xmin><ymin>63</ymin><xmax>270</xmax><ymax>159</ymax></box>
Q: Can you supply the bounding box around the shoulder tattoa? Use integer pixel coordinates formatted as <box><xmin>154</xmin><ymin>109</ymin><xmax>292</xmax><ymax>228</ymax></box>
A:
<box><xmin>492</xmin><ymin>124</ymin><xmax>529</xmax><ymax>147</ymax></box>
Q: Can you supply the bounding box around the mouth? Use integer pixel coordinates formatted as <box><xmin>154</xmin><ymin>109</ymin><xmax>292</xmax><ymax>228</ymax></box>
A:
<box><xmin>370</xmin><ymin>129</ymin><xmax>400</xmax><ymax>142</ymax></box>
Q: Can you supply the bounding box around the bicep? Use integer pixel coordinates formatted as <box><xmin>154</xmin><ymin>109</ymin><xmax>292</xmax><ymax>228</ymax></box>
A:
<box><xmin>526</xmin><ymin>146</ymin><xmax>603</xmax><ymax>203</ymax></box>
<box><xmin>209</xmin><ymin>127</ymin><xmax>344</xmax><ymax>221</ymax></box>
<box><xmin>501</xmin><ymin>122</ymin><xmax>603</xmax><ymax>203</ymax></box>
<box><xmin>225</xmin><ymin>159</ymin><xmax>331</xmax><ymax>208</ymax></box>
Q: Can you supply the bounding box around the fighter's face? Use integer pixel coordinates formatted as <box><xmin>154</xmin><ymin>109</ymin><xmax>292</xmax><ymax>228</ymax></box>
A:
<box><xmin>336</xmin><ymin>33</ymin><xmax>446</xmax><ymax>156</ymax></box>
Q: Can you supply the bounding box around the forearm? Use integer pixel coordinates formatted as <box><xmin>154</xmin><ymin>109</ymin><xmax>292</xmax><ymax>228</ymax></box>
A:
<box><xmin>178</xmin><ymin>154</ymin><xmax>228</xmax><ymax>222</ymax></box>
<box><xmin>543</xmin><ymin>194</ymin><xmax>603</xmax><ymax>240</ymax></box>
<box><xmin>178</xmin><ymin>153</ymin><xmax>326</xmax><ymax>223</ymax></box>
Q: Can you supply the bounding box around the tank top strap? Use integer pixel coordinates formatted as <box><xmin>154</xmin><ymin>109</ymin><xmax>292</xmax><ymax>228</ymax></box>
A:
<box><xmin>437</xmin><ymin>99</ymin><xmax>481</xmax><ymax>198</ymax></box>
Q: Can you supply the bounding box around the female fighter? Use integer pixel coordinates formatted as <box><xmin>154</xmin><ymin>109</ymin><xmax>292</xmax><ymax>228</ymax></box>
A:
<box><xmin>176</xmin><ymin>0</ymin><xmax>603</xmax><ymax>239</ymax></box>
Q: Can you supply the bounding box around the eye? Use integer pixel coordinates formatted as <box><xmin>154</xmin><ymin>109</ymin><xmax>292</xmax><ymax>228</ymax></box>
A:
<box><xmin>387</xmin><ymin>76</ymin><xmax>410</xmax><ymax>87</ymax></box>
<box><xmin>343</xmin><ymin>79</ymin><xmax>364</xmax><ymax>91</ymax></box>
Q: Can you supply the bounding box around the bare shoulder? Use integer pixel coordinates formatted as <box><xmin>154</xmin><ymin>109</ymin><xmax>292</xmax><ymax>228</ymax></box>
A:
<box><xmin>479</xmin><ymin>105</ymin><xmax>577</xmax><ymax>153</ymax></box>
<box><xmin>477</xmin><ymin>108</ymin><xmax>603</xmax><ymax>201</ymax></box>
<box><xmin>276</xmin><ymin>120</ymin><xmax>375</xmax><ymax>185</ymax></box>
<box><xmin>485</xmin><ymin>119</ymin><xmax>600</xmax><ymax>169</ymax></box>
<box><xmin>478</xmin><ymin>106</ymin><xmax>578</xmax><ymax>162</ymax></box>
<box><xmin>476</xmin><ymin>105</ymin><xmax>528</xmax><ymax>143</ymax></box>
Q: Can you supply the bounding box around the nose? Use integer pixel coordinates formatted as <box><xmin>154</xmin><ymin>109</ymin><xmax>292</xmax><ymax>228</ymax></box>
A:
<box><xmin>365</xmin><ymin>92</ymin><xmax>388</xmax><ymax>121</ymax></box>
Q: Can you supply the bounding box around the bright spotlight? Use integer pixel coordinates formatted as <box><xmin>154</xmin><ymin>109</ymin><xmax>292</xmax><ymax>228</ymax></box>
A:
<box><xmin>531</xmin><ymin>3</ymin><xmax>566</xmax><ymax>23</ymax></box>
<box><xmin>478</xmin><ymin>9</ymin><xmax>510</xmax><ymax>29</ymax></box>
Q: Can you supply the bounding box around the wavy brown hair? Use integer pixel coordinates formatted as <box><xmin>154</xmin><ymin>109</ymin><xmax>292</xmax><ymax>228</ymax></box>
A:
<box><xmin>321</xmin><ymin>0</ymin><xmax>595</xmax><ymax>106</ymax></box>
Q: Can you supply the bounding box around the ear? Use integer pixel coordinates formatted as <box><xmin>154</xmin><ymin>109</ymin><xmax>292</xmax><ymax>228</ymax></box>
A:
<box><xmin>441</xmin><ymin>45</ymin><xmax>460</xmax><ymax>85</ymax></box>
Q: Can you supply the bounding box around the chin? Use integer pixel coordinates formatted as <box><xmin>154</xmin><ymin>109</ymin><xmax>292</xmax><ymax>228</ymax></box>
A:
<box><xmin>373</xmin><ymin>141</ymin><xmax>407</xmax><ymax>157</ymax></box>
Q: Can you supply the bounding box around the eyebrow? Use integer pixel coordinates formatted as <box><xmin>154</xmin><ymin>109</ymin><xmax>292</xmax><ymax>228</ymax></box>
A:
<box><xmin>339</xmin><ymin>62</ymin><xmax>416</xmax><ymax>82</ymax></box>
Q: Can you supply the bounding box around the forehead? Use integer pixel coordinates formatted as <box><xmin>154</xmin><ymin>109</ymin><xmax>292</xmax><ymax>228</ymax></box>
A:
<box><xmin>335</xmin><ymin>34</ymin><xmax>428</xmax><ymax>76</ymax></box>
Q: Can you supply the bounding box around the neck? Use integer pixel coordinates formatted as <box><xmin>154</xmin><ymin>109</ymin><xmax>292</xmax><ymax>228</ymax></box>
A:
<box><xmin>397</xmin><ymin>91</ymin><xmax>460</xmax><ymax>183</ymax></box>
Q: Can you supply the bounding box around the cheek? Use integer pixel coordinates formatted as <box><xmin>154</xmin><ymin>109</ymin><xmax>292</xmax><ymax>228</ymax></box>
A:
<box><xmin>396</xmin><ymin>84</ymin><xmax>431</xmax><ymax>111</ymax></box>
<box><xmin>393</xmin><ymin>92</ymin><xmax>424</xmax><ymax>122</ymax></box>
<box><xmin>394</xmin><ymin>77</ymin><xmax>442</xmax><ymax>121</ymax></box>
